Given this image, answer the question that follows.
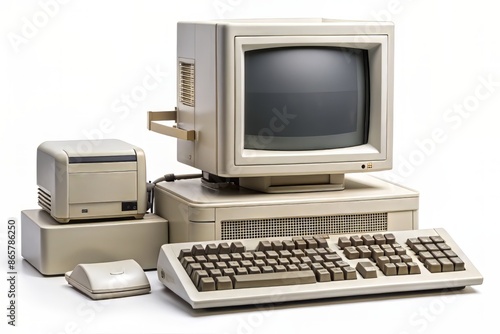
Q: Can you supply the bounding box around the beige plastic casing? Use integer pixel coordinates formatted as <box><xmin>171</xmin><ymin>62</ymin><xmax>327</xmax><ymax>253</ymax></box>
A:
<box><xmin>37</xmin><ymin>139</ymin><xmax>147</xmax><ymax>223</ymax></box>
<box><xmin>65</xmin><ymin>260</ymin><xmax>151</xmax><ymax>300</ymax></box>
<box><xmin>154</xmin><ymin>174</ymin><xmax>418</xmax><ymax>243</ymax></box>
<box><xmin>174</xmin><ymin>19</ymin><xmax>394</xmax><ymax>178</ymax></box>
<box><xmin>21</xmin><ymin>210</ymin><xmax>168</xmax><ymax>275</ymax></box>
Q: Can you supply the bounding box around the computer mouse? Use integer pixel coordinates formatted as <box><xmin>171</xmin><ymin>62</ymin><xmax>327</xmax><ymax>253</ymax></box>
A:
<box><xmin>65</xmin><ymin>259</ymin><xmax>151</xmax><ymax>300</ymax></box>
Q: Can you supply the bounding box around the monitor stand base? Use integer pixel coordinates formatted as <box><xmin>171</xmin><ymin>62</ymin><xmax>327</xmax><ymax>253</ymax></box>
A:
<box><xmin>239</xmin><ymin>174</ymin><xmax>345</xmax><ymax>193</ymax></box>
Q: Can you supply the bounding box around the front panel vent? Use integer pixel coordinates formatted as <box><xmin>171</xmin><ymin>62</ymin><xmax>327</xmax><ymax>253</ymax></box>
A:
<box><xmin>37</xmin><ymin>188</ymin><xmax>52</xmax><ymax>212</ymax></box>
<box><xmin>220</xmin><ymin>213</ymin><xmax>388</xmax><ymax>240</ymax></box>
<box><xmin>179</xmin><ymin>61</ymin><xmax>195</xmax><ymax>107</ymax></box>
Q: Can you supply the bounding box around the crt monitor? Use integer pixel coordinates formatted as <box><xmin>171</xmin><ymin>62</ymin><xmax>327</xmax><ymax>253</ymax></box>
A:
<box><xmin>161</xmin><ymin>18</ymin><xmax>394</xmax><ymax>193</ymax></box>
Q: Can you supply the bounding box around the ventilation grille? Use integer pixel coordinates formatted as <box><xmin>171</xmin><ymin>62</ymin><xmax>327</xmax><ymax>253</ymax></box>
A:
<box><xmin>37</xmin><ymin>188</ymin><xmax>52</xmax><ymax>212</ymax></box>
<box><xmin>179</xmin><ymin>61</ymin><xmax>195</xmax><ymax>107</ymax></box>
<box><xmin>220</xmin><ymin>213</ymin><xmax>388</xmax><ymax>240</ymax></box>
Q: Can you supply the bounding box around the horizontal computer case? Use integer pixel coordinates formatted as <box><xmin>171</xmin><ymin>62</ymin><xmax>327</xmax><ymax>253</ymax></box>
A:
<box><xmin>154</xmin><ymin>174</ymin><xmax>418</xmax><ymax>243</ymax></box>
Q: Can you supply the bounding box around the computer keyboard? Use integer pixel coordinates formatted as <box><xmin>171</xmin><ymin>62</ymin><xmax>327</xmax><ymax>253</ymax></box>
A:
<box><xmin>157</xmin><ymin>228</ymin><xmax>483</xmax><ymax>309</ymax></box>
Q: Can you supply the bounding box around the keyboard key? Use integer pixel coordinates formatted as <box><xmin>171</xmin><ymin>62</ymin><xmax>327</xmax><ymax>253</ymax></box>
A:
<box><xmin>329</xmin><ymin>267</ymin><xmax>344</xmax><ymax>281</ymax></box>
<box><xmin>205</xmin><ymin>244</ymin><xmax>218</xmax><ymax>254</ymax></box>
<box><xmin>361</xmin><ymin>234</ymin><xmax>375</xmax><ymax>245</ymax></box>
<box><xmin>324</xmin><ymin>253</ymin><xmax>341</xmax><ymax>262</ymax></box>
<box><xmin>272</xmin><ymin>241</ymin><xmax>284</xmax><ymax>251</ymax></box>
<box><xmin>376</xmin><ymin>256</ymin><xmax>390</xmax><ymax>268</ymax></box>
<box><xmin>248</xmin><ymin>267</ymin><xmax>261</xmax><ymax>275</ymax></box>
<box><xmin>443</xmin><ymin>250</ymin><xmax>457</xmax><ymax>258</ymax></box>
<box><xmin>215</xmin><ymin>262</ymin><xmax>227</xmax><ymax>270</ymax></box>
<box><xmin>257</xmin><ymin>241</ymin><xmax>272</xmax><ymax>251</ymax></box>
<box><xmin>373</xmin><ymin>234</ymin><xmax>385</xmax><ymax>245</ymax></box>
<box><xmin>201</xmin><ymin>262</ymin><xmax>215</xmax><ymax>271</ymax></box>
<box><xmin>236</xmin><ymin>267</ymin><xmax>248</xmax><ymax>275</ymax></box>
<box><xmin>216</xmin><ymin>276</ymin><xmax>233</xmax><ymax>290</ymax></box>
<box><xmin>194</xmin><ymin>255</ymin><xmax>207</xmax><ymax>263</ymax></box>
<box><xmin>191</xmin><ymin>244</ymin><xmax>205</xmax><ymax>256</ymax></box>
<box><xmin>418</xmin><ymin>251</ymin><xmax>434</xmax><ymax>263</ymax></box>
<box><xmin>449</xmin><ymin>257</ymin><xmax>465</xmax><ymax>271</ymax></box>
<box><xmin>274</xmin><ymin>265</ymin><xmax>286</xmax><ymax>273</ymax></box>
<box><xmin>407</xmin><ymin>262</ymin><xmax>421</xmax><ymax>275</ymax></box>
<box><xmin>242</xmin><ymin>252</ymin><xmax>254</xmax><ymax>261</ymax></box>
<box><xmin>406</xmin><ymin>238</ymin><xmax>420</xmax><ymax>248</ymax></box>
<box><xmin>180</xmin><ymin>256</ymin><xmax>195</xmax><ymax>269</ymax></box>
<box><xmin>207</xmin><ymin>254</ymin><xmax>219</xmax><ymax>263</ymax></box>
<box><xmin>350</xmin><ymin>235</ymin><xmax>363</xmax><ymax>246</ymax></box>
<box><xmin>222</xmin><ymin>268</ymin><xmax>235</xmax><ymax>279</ymax></box>
<box><xmin>430</xmin><ymin>236</ymin><xmax>445</xmax><ymax>243</ymax></box>
<box><xmin>282</xmin><ymin>240</ymin><xmax>295</xmax><ymax>251</ymax></box>
<box><xmin>371</xmin><ymin>248</ymin><xmax>384</xmax><ymax>261</ymax></box>
<box><xmin>382</xmin><ymin>263</ymin><xmax>397</xmax><ymax>276</ymax></box>
<box><xmin>436</xmin><ymin>243</ymin><xmax>451</xmax><ymax>251</ymax></box>
<box><xmin>217</xmin><ymin>243</ymin><xmax>230</xmax><ymax>254</ymax></box>
<box><xmin>315</xmin><ymin>237</ymin><xmax>328</xmax><ymax>248</ymax></box>
<box><xmin>337</xmin><ymin>237</ymin><xmax>351</xmax><ymax>249</ymax></box>
<box><xmin>384</xmin><ymin>233</ymin><xmax>396</xmax><ymax>244</ymax></box>
<box><xmin>261</xmin><ymin>266</ymin><xmax>274</xmax><ymax>274</ymax></box>
<box><xmin>294</xmin><ymin>239</ymin><xmax>307</xmax><ymax>250</ymax></box>
<box><xmin>342</xmin><ymin>266</ymin><xmax>357</xmax><ymax>280</ymax></box>
<box><xmin>438</xmin><ymin>258</ymin><xmax>454</xmax><ymax>272</ymax></box>
<box><xmin>209</xmin><ymin>269</ymin><xmax>222</xmax><ymax>278</ymax></box>
<box><xmin>412</xmin><ymin>244</ymin><xmax>427</xmax><ymax>254</ymax></box>
<box><xmin>178</xmin><ymin>249</ymin><xmax>192</xmax><ymax>259</ymax></box>
<box><xmin>424</xmin><ymin>243</ymin><xmax>439</xmax><ymax>252</ymax></box>
<box><xmin>230</xmin><ymin>241</ymin><xmax>245</xmax><ymax>253</ymax></box>
<box><xmin>344</xmin><ymin>246</ymin><xmax>359</xmax><ymax>259</ymax></box>
<box><xmin>187</xmin><ymin>263</ymin><xmax>202</xmax><ymax>276</ymax></box>
<box><xmin>357</xmin><ymin>246</ymin><xmax>371</xmax><ymax>258</ymax></box>
<box><xmin>191</xmin><ymin>270</ymin><xmax>209</xmax><ymax>286</ymax></box>
<box><xmin>356</xmin><ymin>261</ymin><xmax>377</xmax><ymax>279</ymax></box>
<box><xmin>400</xmin><ymin>255</ymin><xmax>412</xmax><ymax>263</ymax></box>
<box><xmin>315</xmin><ymin>269</ymin><xmax>331</xmax><ymax>282</ymax></box>
<box><xmin>233</xmin><ymin>271</ymin><xmax>316</xmax><ymax>289</ymax></box>
<box><xmin>305</xmin><ymin>238</ymin><xmax>318</xmax><ymax>249</ymax></box>
<box><xmin>198</xmin><ymin>277</ymin><xmax>216</xmax><ymax>291</ymax></box>
<box><xmin>418</xmin><ymin>237</ymin><xmax>433</xmax><ymax>244</ymax></box>
<box><xmin>424</xmin><ymin>259</ymin><xmax>441</xmax><ymax>273</ymax></box>
<box><xmin>279</xmin><ymin>250</ymin><xmax>292</xmax><ymax>259</ymax></box>
<box><xmin>396</xmin><ymin>263</ymin><xmax>408</xmax><ymax>275</ymax></box>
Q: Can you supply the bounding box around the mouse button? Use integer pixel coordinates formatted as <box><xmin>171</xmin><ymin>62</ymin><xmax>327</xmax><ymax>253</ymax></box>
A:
<box><xmin>79</xmin><ymin>263</ymin><xmax>116</xmax><ymax>292</ymax></box>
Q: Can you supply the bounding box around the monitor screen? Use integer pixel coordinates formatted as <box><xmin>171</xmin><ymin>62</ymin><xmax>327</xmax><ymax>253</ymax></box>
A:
<box><xmin>244</xmin><ymin>47</ymin><xmax>369</xmax><ymax>151</ymax></box>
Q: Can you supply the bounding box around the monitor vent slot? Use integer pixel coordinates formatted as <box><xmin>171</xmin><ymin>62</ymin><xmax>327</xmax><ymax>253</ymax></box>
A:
<box><xmin>37</xmin><ymin>188</ymin><xmax>52</xmax><ymax>212</ymax></box>
<box><xmin>220</xmin><ymin>213</ymin><xmax>388</xmax><ymax>240</ymax></box>
<box><xmin>179</xmin><ymin>61</ymin><xmax>195</xmax><ymax>107</ymax></box>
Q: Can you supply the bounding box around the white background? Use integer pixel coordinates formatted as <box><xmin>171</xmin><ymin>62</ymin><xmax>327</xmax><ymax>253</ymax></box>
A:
<box><xmin>1</xmin><ymin>0</ymin><xmax>499</xmax><ymax>333</ymax></box>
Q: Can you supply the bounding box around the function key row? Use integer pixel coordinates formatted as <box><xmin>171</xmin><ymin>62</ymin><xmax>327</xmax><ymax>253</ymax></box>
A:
<box><xmin>180</xmin><ymin>236</ymin><xmax>331</xmax><ymax>259</ymax></box>
<box><xmin>338</xmin><ymin>233</ymin><xmax>396</xmax><ymax>249</ymax></box>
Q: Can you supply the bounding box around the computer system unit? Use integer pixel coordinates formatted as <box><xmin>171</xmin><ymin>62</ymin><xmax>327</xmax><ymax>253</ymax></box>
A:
<box><xmin>154</xmin><ymin>174</ymin><xmax>418</xmax><ymax>243</ymax></box>
<box><xmin>37</xmin><ymin>139</ymin><xmax>147</xmax><ymax>223</ymax></box>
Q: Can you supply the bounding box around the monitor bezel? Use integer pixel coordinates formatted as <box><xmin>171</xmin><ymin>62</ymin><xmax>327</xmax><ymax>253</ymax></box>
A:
<box><xmin>234</xmin><ymin>35</ymin><xmax>389</xmax><ymax>167</ymax></box>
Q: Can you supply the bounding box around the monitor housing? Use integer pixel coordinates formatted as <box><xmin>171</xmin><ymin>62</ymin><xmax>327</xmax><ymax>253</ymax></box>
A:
<box><xmin>160</xmin><ymin>18</ymin><xmax>394</xmax><ymax>193</ymax></box>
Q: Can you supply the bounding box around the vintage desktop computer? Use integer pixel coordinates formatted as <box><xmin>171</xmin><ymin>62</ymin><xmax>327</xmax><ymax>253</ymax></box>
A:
<box><xmin>20</xmin><ymin>19</ymin><xmax>483</xmax><ymax>308</ymax></box>
<box><xmin>149</xmin><ymin>18</ymin><xmax>419</xmax><ymax>243</ymax></box>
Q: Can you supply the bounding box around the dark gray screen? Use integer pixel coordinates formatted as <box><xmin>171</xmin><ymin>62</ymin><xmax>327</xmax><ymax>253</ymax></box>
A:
<box><xmin>244</xmin><ymin>47</ymin><xmax>369</xmax><ymax>150</ymax></box>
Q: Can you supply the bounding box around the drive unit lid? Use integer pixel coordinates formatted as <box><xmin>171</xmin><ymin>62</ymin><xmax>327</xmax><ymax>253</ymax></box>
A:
<box><xmin>39</xmin><ymin>139</ymin><xmax>139</xmax><ymax>164</ymax></box>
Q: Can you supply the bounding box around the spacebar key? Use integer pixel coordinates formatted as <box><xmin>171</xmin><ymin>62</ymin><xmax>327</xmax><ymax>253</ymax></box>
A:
<box><xmin>233</xmin><ymin>271</ymin><xmax>316</xmax><ymax>289</ymax></box>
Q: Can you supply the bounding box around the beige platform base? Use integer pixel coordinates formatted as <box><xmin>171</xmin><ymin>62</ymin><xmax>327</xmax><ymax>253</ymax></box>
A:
<box><xmin>21</xmin><ymin>209</ymin><xmax>168</xmax><ymax>275</ymax></box>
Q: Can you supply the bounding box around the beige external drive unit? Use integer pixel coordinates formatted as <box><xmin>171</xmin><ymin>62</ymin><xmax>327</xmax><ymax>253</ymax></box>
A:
<box><xmin>37</xmin><ymin>139</ymin><xmax>147</xmax><ymax>223</ymax></box>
